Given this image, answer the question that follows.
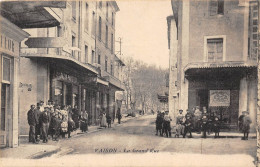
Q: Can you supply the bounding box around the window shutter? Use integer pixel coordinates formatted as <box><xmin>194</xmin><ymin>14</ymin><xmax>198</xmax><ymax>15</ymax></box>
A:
<box><xmin>209</xmin><ymin>0</ymin><xmax>218</xmax><ymax>16</ymax></box>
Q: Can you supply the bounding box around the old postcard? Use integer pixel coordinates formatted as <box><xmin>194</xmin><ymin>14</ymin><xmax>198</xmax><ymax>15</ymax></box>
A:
<box><xmin>0</xmin><ymin>0</ymin><xmax>259</xmax><ymax>166</ymax></box>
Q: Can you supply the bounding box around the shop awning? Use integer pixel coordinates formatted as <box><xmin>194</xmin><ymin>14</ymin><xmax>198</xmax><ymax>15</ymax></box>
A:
<box><xmin>0</xmin><ymin>1</ymin><xmax>66</xmax><ymax>28</ymax></box>
<box><xmin>184</xmin><ymin>61</ymin><xmax>257</xmax><ymax>81</ymax></box>
<box><xmin>104</xmin><ymin>75</ymin><xmax>125</xmax><ymax>91</ymax></box>
<box><xmin>157</xmin><ymin>94</ymin><xmax>168</xmax><ymax>103</ymax></box>
<box><xmin>184</xmin><ymin>61</ymin><xmax>257</xmax><ymax>72</ymax></box>
<box><xmin>20</xmin><ymin>50</ymin><xmax>98</xmax><ymax>75</ymax></box>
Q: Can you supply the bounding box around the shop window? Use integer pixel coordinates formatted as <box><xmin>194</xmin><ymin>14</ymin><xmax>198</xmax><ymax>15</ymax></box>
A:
<box><xmin>1</xmin><ymin>84</ymin><xmax>9</xmax><ymax>131</ymax></box>
<box><xmin>54</xmin><ymin>81</ymin><xmax>63</xmax><ymax>106</ymax></box>
<box><xmin>207</xmin><ymin>38</ymin><xmax>223</xmax><ymax>62</ymax></box>
<box><xmin>209</xmin><ymin>0</ymin><xmax>224</xmax><ymax>16</ymax></box>
<box><xmin>2</xmin><ymin>56</ymin><xmax>11</xmax><ymax>83</ymax></box>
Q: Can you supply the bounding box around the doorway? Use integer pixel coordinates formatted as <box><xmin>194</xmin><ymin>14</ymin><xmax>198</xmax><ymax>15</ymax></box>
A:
<box><xmin>1</xmin><ymin>83</ymin><xmax>10</xmax><ymax>147</ymax></box>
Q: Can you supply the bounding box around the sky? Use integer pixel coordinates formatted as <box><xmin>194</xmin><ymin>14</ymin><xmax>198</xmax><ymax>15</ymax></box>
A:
<box><xmin>115</xmin><ymin>0</ymin><xmax>173</xmax><ymax>69</ymax></box>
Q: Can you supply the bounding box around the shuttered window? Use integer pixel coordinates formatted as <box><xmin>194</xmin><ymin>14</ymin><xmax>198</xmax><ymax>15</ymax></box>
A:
<box><xmin>207</xmin><ymin>38</ymin><xmax>223</xmax><ymax>62</ymax></box>
<box><xmin>209</xmin><ymin>0</ymin><xmax>224</xmax><ymax>16</ymax></box>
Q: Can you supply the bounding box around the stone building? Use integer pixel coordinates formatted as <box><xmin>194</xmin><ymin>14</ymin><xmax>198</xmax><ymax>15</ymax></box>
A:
<box><xmin>168</xmin><ymin>0</ymin><xmax>259</xmax><ymax>131</ymax></box>
<box><xmin>0</xmin><ymin>1</ymin><xmax>67</xmax><ymax>147</ymax></box>
<box><xmin>19</xmin><ymin>1</ymin><xmax>124</xmax><ymax>136</ymax></box>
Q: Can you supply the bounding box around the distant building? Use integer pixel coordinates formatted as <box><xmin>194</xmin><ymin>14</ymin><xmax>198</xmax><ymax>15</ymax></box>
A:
<box><xmin>19</xmin><ymin>1</ymin><xmax>125</xmax><ymax>136</ymax></box>
<box><xmin>167</xmin><ymin>0</ymin><xmax>259</xmax><ymax>131</ymax></box>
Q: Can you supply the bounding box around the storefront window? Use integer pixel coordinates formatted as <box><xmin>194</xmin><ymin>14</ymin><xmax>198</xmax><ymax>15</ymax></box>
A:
<box><xmin>54</xmin><ymin>81</ymin><xmax>63</xmax><ymax>106</ymax></box>
<box><xmin>2</xmin><ymin>56</ymin><xmax>11</xmax><ymax>83</ymax></box>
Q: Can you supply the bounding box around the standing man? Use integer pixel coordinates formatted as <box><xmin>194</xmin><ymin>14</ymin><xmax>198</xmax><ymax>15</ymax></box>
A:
<box><xmin>34</xmin><ymin>103</ymin><xmax>42</xmax><ymax>142</ymax></box>
<box><xmin>39</xmin><ymin>100</ymin><xmax>44</xmax><ymax>112</ymax></box>
<box><xmin>40</xmin><ymin>107</ymin><xmax>51</xmax><ymax>143</ymax></box>
<box><xmin>241</xmin><ymin>111</ymin><xmax>252</xmax><ymax>140</ymax></box>
<box><xmin>176</xmin><ymin>109</ymin><xmax>185</xmax><ymax>137</ymax></box>
<box><xmin>27</xmin><ymin>104</ymin><xmax>38</xmax><ymax>144</ymax></box>
<box><xmin>163</xmin><ymin>110</ymin><xmax>172</xmax><ymax>138</ymax></box>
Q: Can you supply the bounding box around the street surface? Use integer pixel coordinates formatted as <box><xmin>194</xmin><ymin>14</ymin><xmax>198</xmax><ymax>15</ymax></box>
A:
<box><xmin>1</xmin><ymin>115</ymin><xmax>257</xmax><ymax>167</ymax></box>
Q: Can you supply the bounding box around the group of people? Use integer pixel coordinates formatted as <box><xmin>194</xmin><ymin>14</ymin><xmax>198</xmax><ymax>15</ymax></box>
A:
<box><xmin>27</xmin><ymin>100</ymin><xmax>89</xmax><ymax>144</ymax></box>
<box><xmin>99</xmin><ymin>108</ymin><xmax>122</xmax><ymax>128</ymax></box>
<box><xmin>155</xmin><ymin>106</ymin><xmax>252</xmax><ymax>139</ymax></box>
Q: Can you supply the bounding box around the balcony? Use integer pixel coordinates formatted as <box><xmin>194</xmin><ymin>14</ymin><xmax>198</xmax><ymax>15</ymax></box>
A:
<box><xmin>103</xmin><ymin>73</ymin><xmax>125</xmax><ymax>91</ymax></box>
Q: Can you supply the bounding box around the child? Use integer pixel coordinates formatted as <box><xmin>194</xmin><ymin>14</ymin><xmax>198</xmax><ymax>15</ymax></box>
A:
<box><xmin>107</xmin><ymin>114</ymin><xmax>112</xmax><ymax>128</ymax></box>
<box><xmin>212</xmin><ymin>117</ymin><xmax>220</xmax><ymax>138</ymax></box>
<box><xmin>241</xmin><ymin>111</ymin><xmax>252</xmax><ymax>140</ymax></box>
<box><xmin>163</xmin><ymin>111</ymin><xmax>172</xmax><ymax>138</ymax></box>
<box><xmin>183</xmin><ymin>115</ymin><xmax>193</xmax><ymax>138</ymax></box>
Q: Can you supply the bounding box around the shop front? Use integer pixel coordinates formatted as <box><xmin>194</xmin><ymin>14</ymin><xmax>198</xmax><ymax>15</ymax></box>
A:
<box><xmin>186</xmin><ymin>66</ymin><xmax>257</xmax><ymax>131</ymax></box>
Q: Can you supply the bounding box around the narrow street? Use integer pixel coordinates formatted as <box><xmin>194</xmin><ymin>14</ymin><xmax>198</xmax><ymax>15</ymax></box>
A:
<box><xmin>48</xmin><ymin>115</ymin><xmax>256</xmax><ymax>157</ymax></box>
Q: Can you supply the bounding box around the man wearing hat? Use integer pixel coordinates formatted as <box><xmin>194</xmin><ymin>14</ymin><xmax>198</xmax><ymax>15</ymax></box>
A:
<box><xmin>241</xmin><ymin>111</ymin><xmax>252</xmax><ymax>140</ymax></box>
<box><xmin>39</xmin><ymin>100</ymin><xmax>44</xmax><ymax>112</ymax></box>
<box><xmin>163</xmin><ymin>110</ymin><xmax>172</xmax><ymax>138</ymax></box>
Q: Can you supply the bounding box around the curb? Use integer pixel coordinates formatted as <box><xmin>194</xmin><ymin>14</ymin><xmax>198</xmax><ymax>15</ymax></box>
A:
<box><xmin>28</xmin><ymin>147</ymin><xmax>61</xmax><ymax>159</ymax></box>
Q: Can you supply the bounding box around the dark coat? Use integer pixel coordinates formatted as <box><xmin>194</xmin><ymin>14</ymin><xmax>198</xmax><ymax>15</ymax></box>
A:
<box><xmin>242</xmin><ymin>116</ymin><xmax>252</xmax><ymax>133</ymax></box>
<box><xmin>39</xmin><ymin>111</ymin><xmax>51</xmax><ymax>124</ymax></box>
<box><xmin>27</xmin><ymin>109</ymin><xmax>37</xmax><ymax>126</ymax></box>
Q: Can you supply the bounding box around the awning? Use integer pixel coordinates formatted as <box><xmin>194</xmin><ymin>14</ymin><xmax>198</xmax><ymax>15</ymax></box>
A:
<box><xmin>97</xmin><ymin>78</ymin><xmax>109</xmax><ymax>86</ymax></box>
<box><xmin>184</xmin><ymin>61</ymin><xmax>257</xmax><ymax>72</ymax></box>
<box><xmin>20</xmin><ymin>50</ymin><xmax>98</xmax><ymax>75</ymax></box>
<box><xmin>0</xmin><ymin>1</ymin><xmax>66</xmax><ymax>28</ymax></box>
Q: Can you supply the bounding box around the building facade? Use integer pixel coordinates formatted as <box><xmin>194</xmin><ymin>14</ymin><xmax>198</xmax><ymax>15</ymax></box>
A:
<box><xmin>19</xmin><ymin>1</ymin><xmax>124</xmax><ymax>136</ymax></box>
<box><xmin>0</xmin><ymin>1</ymin><xmax>68</xmax><ymax>147</ymax></box>
<box><xmin>168</xmin><ymin>0</ymin><xmax>259</xmax><ymax>131</ymax></box>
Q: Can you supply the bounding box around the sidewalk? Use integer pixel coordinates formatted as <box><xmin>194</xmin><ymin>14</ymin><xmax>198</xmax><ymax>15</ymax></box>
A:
<box><xmin>0</xmin><ymin>114</ymin><xmax>140</xmax><ymax>159</ymax></box>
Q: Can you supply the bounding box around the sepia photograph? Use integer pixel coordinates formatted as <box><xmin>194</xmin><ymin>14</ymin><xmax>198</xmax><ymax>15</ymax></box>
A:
<box><xmin>0</xmin><ymin>0</ymin><xmax>259</xmax><ymax>166</ymax></box>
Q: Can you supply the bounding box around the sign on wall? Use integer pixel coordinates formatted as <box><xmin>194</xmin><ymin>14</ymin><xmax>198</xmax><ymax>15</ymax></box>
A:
<box><xmin>209</xmin><ymin>90</ymin><xmax>230</xmax><ymax>107</ymax></box>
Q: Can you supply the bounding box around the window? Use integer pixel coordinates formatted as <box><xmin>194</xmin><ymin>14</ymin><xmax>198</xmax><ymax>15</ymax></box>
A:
<box><xmin>72</xmin><ymin>35</ymin><xmax>76</xmax><ymax>57</ymax></box>
<box><xmin>98</xmin><ymin>16</ymin><xmax>102</xmax><ymax>40</ymax></box>
<box><xmin>207</xmin><ymin>38</ymin><xmax>223</xmax><ymax>62</ymax></box>
<box><xmin>92</xmin><ymin>50</ymin><xmax>95</xmax><ymax>64</ymax></box>
<box><xmin>57</xmin><ymin>26</ymin><xmax>62</xmax><ymax>37</ymax></box>
<box><xmin>2</xmin><ymin>56</ymin><xmax>11</xmax><ymax>83</ymax></box>
<box><xmin>106</xmin><ymin>2</ymin><xmax>109</xmax><ymax>19</ymax></box>
<box><xmin>85</xmin><ymin>45</ymin><xmax>88</xmax><ymax>63</ymax></box>
<box><xmin>98</xmin><ymin>54</ymin><xmax>101</xmax><ymax>64</ymax></box>
<box><xmin>106</xmin><ymin>25</ymin><xmax>108</xmax><ymax>47</ymax></box>
<box><xmin>92</xmin><ymin>11</ymin><xmax>96</xmax><ymax>36</ymax></box>
<box><xmin>209</xmin><ymin>0</ymin><xmax>224</xmax><ymax>16</ymax></box>
<box><xmin>112</xmin><ymin>12</ymin><xmax>114</xmax><ymax>26</ymax></box>
<box><xmin>105</xmin><ymin>57</ymin><xmax>108</xmax><ymax>72</ymax></box>
<box><xmin>111</xmin><ymin>33</ymin><xmax>114</xmax><ymax>54</ymax></box>
<box><xmin>72</xmin><ymin>1</ymin><xmax>76</xmax><ymax>20</ymax></box>
<box><xmin>111</xmin><ymin>64</ymin><xmax>113</xmax><ymax>75</ymax></box>
<box><xmin>85</xmin><ymin>3</ymin><xmax>89</xmax><ymax>31</ymax></box>
<box><xmin>99</xmin><ymin>1</ymin><xmax>102</xmax><ymax>8</ymax></box>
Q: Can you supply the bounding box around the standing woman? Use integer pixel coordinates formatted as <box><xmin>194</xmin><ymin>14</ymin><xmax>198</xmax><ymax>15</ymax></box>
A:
<box><xmin>80</xmin><ymin>110</ymin><xmax>88</xmax><ymax>132</ymax></box>
<box><xmin>101</xmin><ymin>112</ymin><xmax>108</xmax><ymax>128</ymax></box>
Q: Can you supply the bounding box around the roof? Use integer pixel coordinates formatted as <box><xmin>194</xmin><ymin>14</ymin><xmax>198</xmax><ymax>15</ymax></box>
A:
<box><xmin>111</xmin><ymin>1</ymin><xmax>120</xmax><ymax>12</ymax></box>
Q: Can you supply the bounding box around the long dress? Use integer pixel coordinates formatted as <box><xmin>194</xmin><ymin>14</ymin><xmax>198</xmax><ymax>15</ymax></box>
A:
<box><xmin>101</xmin><ymin>113</ymin><xmax>107</xmax><ymax>127</ymax></box>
